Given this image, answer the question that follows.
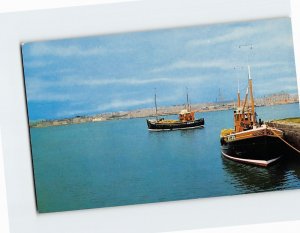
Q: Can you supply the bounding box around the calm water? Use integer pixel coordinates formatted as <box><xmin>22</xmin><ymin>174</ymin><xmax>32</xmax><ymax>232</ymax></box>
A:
<box><xmin>30</xmin><ymin>103</ymin><xmax>300</xmax><ymax>213</ymax></box>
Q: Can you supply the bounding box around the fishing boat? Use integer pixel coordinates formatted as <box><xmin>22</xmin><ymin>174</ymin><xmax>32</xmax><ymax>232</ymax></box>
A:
<box><xmin>146</xmin><ymin>90</ymin><xmax>204</xmax><ymax>131</ymax></box>
<box><xmin>220</xmin><ymin>65</ymin><xmax>286</xmax><ymax>167</ymax></box>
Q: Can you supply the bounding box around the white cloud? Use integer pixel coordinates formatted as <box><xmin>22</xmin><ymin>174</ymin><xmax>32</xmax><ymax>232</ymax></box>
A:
<box><xmin>255</xmin><ymin>33</ymin><xmax>294</xmax><ymax>50</ymax></box>
<box><xmin>151</xmin><ymin>59</ymin><xmax>289</xmax><ymax>73</ymax></box>
<box><xmin>27</xmin><ymin>92</ymin><xmax>73</xmax><ymax>102</ymax></box>
<box><xmin>97</xmin><ymin>94</ymin><xmax>180</xmax><ymax>112</ymax></box>
<box><xmin>186</xmin><ymin>19</ymin><xmax>293</xmax><ymax>50</ymax></box>
<box><xmin>24</xmin><ymin>60</ymin><xmax>53</xmax><ymax>68</ymax></box>
<box><xmin>26</xmin><ymin>77</ymin><xmax>79</xmax><ymax>102</ymax></box>
<box><xmin>25</xmin><ymin>74</ymin><xmax>208</xmax><ymax>102</ymax></box>
<box><xmin>255</xmin><ymin>76</ymin><xmax>298</xmax><ymax>95</ymax></box>
<box><xmin>28</xmin><ymin>43</ymin><xmax>106</xmax><ymax>57</ymax></box>
<box><xmin>187</xmin><ymin>27</ymin><xmax>255</xmax><ymax>47</ymax></box>
<box><xmin>152</xmin><ymin>60</ymin><xmax>234</xmax><ymax>73</ymax></box>
<box><xmin>77</xmin><ymin>76</ymin><xmax>208</xmax><ymax>86</ymax></box>
<box><xmin>26</xmin><ymin>74</ymin><xmax>208</xmax><ymax>89</ymax></box>
<box><xmin>97</xmin><ymin>98</ymin><xmax>153</xmax><ymax>111</ymax></box>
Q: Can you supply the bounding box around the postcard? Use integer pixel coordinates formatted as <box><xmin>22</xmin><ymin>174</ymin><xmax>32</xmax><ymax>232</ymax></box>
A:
<box><xmin>21</xmin><ymin>17</ymin><xmax>299</xmax><ymax>213</ymax></box>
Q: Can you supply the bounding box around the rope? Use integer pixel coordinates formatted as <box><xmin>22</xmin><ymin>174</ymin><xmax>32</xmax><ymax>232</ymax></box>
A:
<box><xmin>269</xmin><ymin>127</ymin><xmax>300</xmax><ymax>154</ymax></box>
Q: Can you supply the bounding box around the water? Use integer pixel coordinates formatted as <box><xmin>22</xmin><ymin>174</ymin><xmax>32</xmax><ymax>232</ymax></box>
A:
<box><xmin>30</xmin><ymin>103</ymin><xmax>300</xmax><ymax>213</ymax></box>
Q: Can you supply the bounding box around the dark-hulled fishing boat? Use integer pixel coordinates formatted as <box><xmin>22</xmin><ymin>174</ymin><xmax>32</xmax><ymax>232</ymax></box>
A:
<box><xmin>220</xmin><ymin>65</ymin><xmax>286</xmax><ymax>167</ymax></box>
<box><xmin>146</xmin><ymin>91</ymin><xmax>204</xmax><ymax>131</ymax></box>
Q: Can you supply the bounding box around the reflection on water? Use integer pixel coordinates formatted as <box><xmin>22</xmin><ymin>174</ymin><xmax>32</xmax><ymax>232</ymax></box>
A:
<box><xmin>222</xmin><ymin>155</ymin><xmax>300</xmax><ymax>193</ymax></box>
<box><xmin>179</xmin><ymin>128</ymin><xmax>204</xmax><ymax>136</ymax></box>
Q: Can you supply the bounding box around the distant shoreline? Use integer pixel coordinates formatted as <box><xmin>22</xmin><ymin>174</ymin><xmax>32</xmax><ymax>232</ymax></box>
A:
<box><xmin>29</xmin><ymin>96</ymin><xmax>299</xmax><ymax>128</ymax></box>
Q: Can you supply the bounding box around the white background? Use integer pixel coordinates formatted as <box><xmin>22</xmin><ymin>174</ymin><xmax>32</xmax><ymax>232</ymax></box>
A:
<box><xmin>0</xmin><ymin>0</ymin><xmax>299</xmax><ymax>233</ymax></box>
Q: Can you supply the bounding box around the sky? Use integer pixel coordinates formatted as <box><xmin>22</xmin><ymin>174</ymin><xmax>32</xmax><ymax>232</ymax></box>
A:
<box><xmin>22</xmin><ymin>17</ymin><xmax>298</xmax><ymax>121</ymax></box>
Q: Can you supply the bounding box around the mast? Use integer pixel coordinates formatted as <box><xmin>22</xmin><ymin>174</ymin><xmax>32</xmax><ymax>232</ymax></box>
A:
<box><xmin>248</xmin><ymin>65</ymin><xmax>256</xmax><ymax>123</ymax></box>
<box><xmin>154</xmin><ymin>89</ymin><xmax>158</xmax><ymax>120</ymax></box>
<box><xmin>234</xmin><ymin>66</ymin><xmax>241</xmax><ymax>107</ymax></box>
<box><xmin>239</xmin><ymin>44</ymin><xmax>255</xmax><ymax>124</ymax></box>
<box><xmin>237</xmin><ymin>79</ymin><xmax>241</xmax><ymax>107</ymax></box>
<box><xmin>186</xmin><ymin>87</ymin><xmax>190</xmax><ymax>111</ymax></box>
<box><xmin>242</xmin><ymin>87</ymin><xmax>249</xmax><ymax>114</ymax></box>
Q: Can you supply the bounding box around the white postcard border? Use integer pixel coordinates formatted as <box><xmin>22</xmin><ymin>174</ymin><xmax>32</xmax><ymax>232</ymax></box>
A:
<box><xmin>0</xmin><ymin>0</ymin><xmax>299</xmax><ymax>233</ymax></box>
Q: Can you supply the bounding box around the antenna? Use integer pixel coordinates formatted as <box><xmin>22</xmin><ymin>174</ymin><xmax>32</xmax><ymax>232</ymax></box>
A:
<box><xmin>234</xmin><ymin>66</ymin><xmax>242</xmax><ymax>93</ymax></box>
<box><xmin>217</xmin><ymin>88</ymin><xmax>224</xmax><ymax>103</ymax></box>
<box><xmin>233</xmin><ymin>66</ymin><xmax>243</xmax><ymax>107</ymax></box>
<box><xmin>186</xmin><ymin>87</ymin><xmax>190</xmax><ymax>111</ymax></box>
<box><xmin>154</xmin><ymin>88</ymin><xmax>158</xmax><ymax>120</ymax></box>
<box><xmin>238</xmin><ymin>44</ymin><xmax>253</xmax><ymax>66</ymax></box>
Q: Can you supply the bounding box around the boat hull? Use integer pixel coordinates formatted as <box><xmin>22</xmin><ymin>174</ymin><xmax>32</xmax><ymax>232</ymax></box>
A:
<box><xmin>147</xmin><ymin>118</ymin><xmax>204</xmax><ymax>131</ymax></box>
<box><xmin>221</xmin><ymin>135</ymin><xmax>286</xmax><ymax>167</ymax></box>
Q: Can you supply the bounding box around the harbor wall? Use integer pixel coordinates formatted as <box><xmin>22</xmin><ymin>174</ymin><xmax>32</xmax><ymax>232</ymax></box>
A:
<box><xmin>267</xmin><ymin>122</ymin><xmax>300</xmax><ymax>150</ymax></box>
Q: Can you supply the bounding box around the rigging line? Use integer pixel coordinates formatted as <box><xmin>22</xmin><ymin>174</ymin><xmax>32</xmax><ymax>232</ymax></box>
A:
<box><xmin>269</xmin><ymin>127</ymin><xmax>300</xmax><ymax>154</ymax></box>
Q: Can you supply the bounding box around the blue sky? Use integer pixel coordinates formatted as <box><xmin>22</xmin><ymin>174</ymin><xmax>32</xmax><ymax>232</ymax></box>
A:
<box><xmin>22</xmin><ymin>17</ymin><xmax>297</xmax><ymax>120</ymax></box>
